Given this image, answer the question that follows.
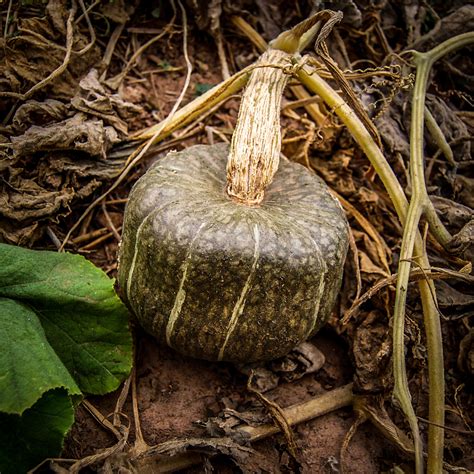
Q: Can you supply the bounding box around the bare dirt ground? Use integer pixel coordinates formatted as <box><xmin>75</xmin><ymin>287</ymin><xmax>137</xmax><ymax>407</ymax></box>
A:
<box><xmin>67</xmin><ymin>330</ymin><xmax>401</xmax><ymax>473</ymax></box>
<box><xmin>1</xmin><ymin>1</ymin><xmax>473</xmax><ymax>472</ymax></box>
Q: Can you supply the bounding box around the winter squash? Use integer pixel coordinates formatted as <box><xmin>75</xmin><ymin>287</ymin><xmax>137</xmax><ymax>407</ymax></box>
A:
<box><xmin>117</xmin><ymin>143</ymin><xmax>348</xmax><ymax>362</ymax></box>
<box><xmin>117</xmin><ymin>48</ymin><xmax>349</xmax><ymax>363</ymax></box>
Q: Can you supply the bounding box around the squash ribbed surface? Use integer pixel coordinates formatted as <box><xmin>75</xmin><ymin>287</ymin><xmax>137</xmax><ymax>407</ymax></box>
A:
<box><xmin>117</xmin><ymin>143</ymin><xmax>348</xmax><ymax>362</ymax></box>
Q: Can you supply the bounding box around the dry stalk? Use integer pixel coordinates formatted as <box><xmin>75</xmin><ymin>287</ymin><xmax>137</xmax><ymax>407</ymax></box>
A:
<box><xmin>101</xmin><ymin>202</ymin><xmax>121</xmax><ymax>242</ymax></box>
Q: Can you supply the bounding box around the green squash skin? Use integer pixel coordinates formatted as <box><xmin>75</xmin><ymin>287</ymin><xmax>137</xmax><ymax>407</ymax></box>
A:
<box><xmin>117</xmin><ymin>143</ymin><xmax>349</xmax><ymax>363</ymax></box>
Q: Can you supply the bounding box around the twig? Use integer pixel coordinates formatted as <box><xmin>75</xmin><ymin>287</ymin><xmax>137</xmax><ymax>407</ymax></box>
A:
<box><xmin>71</xmin><ymin>227</ymin><xmax>109</xmax><ymax>245</ymax></box>
<box><xmin>417</xmin><ymin>416</ymin><xmax>474</xmax><ymax>435</ymax></box>
<box><xmin>17</xmin><ymin>27</ymin><xmax>65</xmax><ymax>50</ymax></box>
<box><xmin>105</xmin><ymin>198</ymin><xmax>129</xmax><ymax>205</ymax></box>
<box><xmin>315</xmin><ymin>42</ymin><xmax>383</xmax><ymax>150</ymax></box>
<box><xmin>230</xmin><ymin>16</ymin><xmax>267</xmax><ymax>52</ymax></box>
<box><xmin>3</xmin><ymin>0</ymin><xmax>13</xmax><ymax>39</ymax></box>
<box><xmin>346</xmin><ymin>227</ymin><xmax>363</xmax><ymax>308</ymax></box>
<box><xmin>99</xmin><ymin>23</ymin><xmax>125</xmax><ymax>81</ymax></box>
<box><xmin>453</xmin><ymin>384</ymin><xmax>472</xmax><ymax>432</ymax></box>
<box><xmin>340</xmin><ymin>413</ymin><xmax>366</xmax><ymax>474</ymax></box>
<box><xmin>131</xmin><ymin>363</ymin><xmax>148</xmax><ymax>454</ymax></box>
<box><xmin>79</xmin><ymin>228</ymin><xmax>121</xmax><ymax>251</ymax></box>
<box><xmin>331</xmin><ymin>190</ymin><xmax>391</xmax><ymax>274</ymax></box>
<box><xmin>46</xmin><ymin>227</ymin><xmax>62</xmax><ymax>250</ymax></box>
<box><xmin>101</xmin><ymin>202</ymin><xmax>121</xmax><ymax>242</ymax></box>
<box><xmin>427</xmin><ymin>136</ymin><xmax>473</xmax><ymax>181</ymax></box>
<box><xmin>68</xmin><ymin>428</ymin><xmax>129</xmax><ymax>473</ymax></box>
<box><xmin>83</xmin><ymin>400</ymin><xmax>122</xmax><ymax>440</ymax></box>
<box><xmin>113</xmin><ymin>374</ymin><xmax>132</xmax><ymax>428</ymax></box>
<box><xmin>215</xmin><ymin>28</ymin><xmax>230</xmax><ymax>80</ymax></box>
<box><xmin>74</xmin><ymin>0</ymin><xmax>100</xmax><ymax>25</ymax></box>
<box><xmin>76</xmin><ymin>0</ymin><xmax>96</xmax><ymax>55</ymax></box>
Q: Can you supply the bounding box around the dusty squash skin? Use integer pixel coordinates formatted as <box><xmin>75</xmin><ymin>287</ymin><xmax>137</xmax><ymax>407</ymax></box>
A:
<box><xmin>117</xmin><ymin>143</ymin><xmax>349</xmax><ymax>363</ymax></box>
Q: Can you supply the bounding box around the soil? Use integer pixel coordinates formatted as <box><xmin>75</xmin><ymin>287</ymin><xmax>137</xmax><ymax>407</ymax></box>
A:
<box><xmin>2</xmin><ymin>1</ymin><xmax>473</xmax><ymax>473</ymax></box>
<box><xmin>65</xmin><ymin>330</ymin><xmax>402</xmax><ymax>473</ymax></box>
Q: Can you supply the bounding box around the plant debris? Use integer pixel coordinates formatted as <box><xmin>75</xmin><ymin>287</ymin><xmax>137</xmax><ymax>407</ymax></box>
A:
<box><xmin>1</xmin><ymin>66</ymin><xmax>140</xmax><ymax>245</ymax></box>
<box><xmin>1</xmin><ymin>0</ymin><xmax>473</xmax><ymax>472</ymax></box>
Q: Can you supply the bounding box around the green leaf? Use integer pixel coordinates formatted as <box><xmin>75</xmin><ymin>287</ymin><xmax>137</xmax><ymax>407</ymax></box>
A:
<box><xmin>0</xmin><ymin>243</ymin><xmax>132</xmax><ymax>471</ymax></box>
<box><xmin>0</xmin><ymin>388</ymin><xmax>74</xmax><ymax>474</ymax></box>
<box><xmin>0</xmin><ymin>243</ymin><xmax>132</xmax><ymax>394</ymax></box>
<box><xmin>0</xmin><ymin>298</ymin><xmax>80</xmax><ymax>415</ymax></box>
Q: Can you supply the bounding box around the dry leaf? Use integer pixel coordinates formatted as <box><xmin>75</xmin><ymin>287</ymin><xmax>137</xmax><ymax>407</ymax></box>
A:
<box><xmin>11</xmin><ymin>114</ymin><xmax>120</xmax><ymax>159</ymax></box>
<box><xmin>352</xmin><ymin>311</ymin><xmax>392</xmax><ymax>392</ymax></box>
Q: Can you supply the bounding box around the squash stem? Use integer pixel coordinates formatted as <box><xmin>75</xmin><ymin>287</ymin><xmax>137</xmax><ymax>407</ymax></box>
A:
<box><xmin>226</xmin><ymin>49</ymin><xmax>291</xmax><ymax>205</ymax></box>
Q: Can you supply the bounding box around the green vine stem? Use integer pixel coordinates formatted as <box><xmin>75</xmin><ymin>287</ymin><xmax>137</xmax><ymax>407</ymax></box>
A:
<box><xmin>296</xmin><ymin>66</ymin><xmax>424</xmax><ymax>471</ymax></box>
<box><xmin>424</xmin><ymin>107</ymin><xmax>456</xmax><ymax>167</ymax></box>
<box><xmin>423</xmin><ymin>107</ymin><xmax>455</xmax><ymax>247</ymax></box>
<box><xmin>393</xmin><ymin>31</ymin><xmax>474</xmax><ymax>473</ymax></box>
<box><xmin>299</xmin><ymin>32</ymin><xmax>473</xmax><ymax>473</ymax></box>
